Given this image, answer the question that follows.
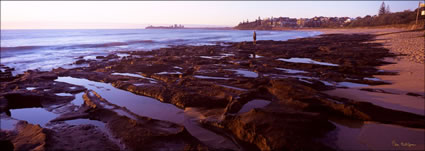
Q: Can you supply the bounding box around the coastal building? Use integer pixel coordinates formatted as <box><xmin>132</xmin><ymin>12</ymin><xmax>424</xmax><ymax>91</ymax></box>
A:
<box><xmin>297</xmin><ymin>18</ymin><xmax>307</xmax><ymax>27</ymax></box>
<box><xmin>236</xmin><ymin>15</ymin><xmax>354</xmax><ymax>28</ymax></box>
<box><xmin>344</xmin><ymin>18</ymin><xmax>352</xmax><ymax>23</ymax></box>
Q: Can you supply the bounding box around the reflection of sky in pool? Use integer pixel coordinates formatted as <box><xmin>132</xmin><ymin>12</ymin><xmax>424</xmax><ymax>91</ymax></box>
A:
<box><xmin>0</xmin><ymin>118</ymin><xmax>18</xmax><ymax>130</ymax></box>
<box><xmin>218</xmin><ymin>84</ymin><xmax>247</xmax><ymax>91</ymax></box>
<box><xmin>112</xmin><ymin>72</ymin><xmax>157</xmax><ymax>83</ymax></box>
<box><xmin>10</xmin><ymin>108</ymin><xmax>58</xmax><ymax>126</ymax></box>
<box><xmin>327</xmin><ymin>121</ymin><xmax>425</xmax><ymax>150</ymax></box>
<box><xmin>238</xmin><ymin>99</ymin><xmax>270</xmax><ymax>114</ymax></box>
<box><xmin>275</xmin><ymin>67</ymin><xmax>308</xmax><ymax>74</ymax></box>
<box><xmin>277</xmin><ymin>58</ymin><xmax>339</xmax><ymax>66</ymax></box>
<box><xmin>71</xmin><ymin>92</ymin><xmax>85</xmax><ymax>106</ymax></box>
<box><xmin>112</xmin><ymin>72</ymin><xmax>148</xmax><ymax>79</ymax></box>
<box><xmin>26</xmin><ymin>87</ymin><xmax>36</xmax><ymax>90</ymax></box>
<box><xmin>55</xmin><ymin>76</ymin><xmax>238</xmax><ymax>149</ymax></box>
<box><xmin>337</xmin><ymin>82</ymin><xmax>369</xmax><ymax>88</ymax></box>
<box><xmin>56</xmin><ymin>76</ymin><xmax>184</xmax><ymax>124</ymax></box>
<box><xmin>364</xmin><ymin>77</ymin><xmax>382</xmax><ymax>81</ymax></box>
<box><xmin>194</xmin><ymin>75</ymin><xmax>231</xmax><ymax>80</ymax></box>
<box><xmin>226</xmin><ymin>69</ymin><xmax>258</xmax><ymax>78</ymax></box>
<box><xmin>156</xmin><ymin>71</ymin><xmax>182</xmax><ymax>75</ymax></box>
<box><xmin>55</xmin><ymin>93</ymin><xmax>73</xmax><ymax>96</ymax></box>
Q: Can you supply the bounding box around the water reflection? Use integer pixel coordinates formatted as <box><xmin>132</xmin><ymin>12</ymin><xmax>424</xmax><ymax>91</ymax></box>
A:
<box><xmin>0</xmin><ymin>117</ymin><xmax>18</xmax><ymax>130</ymax></box>
<box><xmin>238</xmin><ymin>99</ymin><xmax>271</xmax><ymax>114</ymax></box>
<box><xmin>200</xmin><ymin>56</ymin><xmax>225</xmax><ymax>60</ymax></box>
<box><xmin>364</xmin><ymin>77</ymin><xmax>382</xmax><ymax>81</ymax></box>
<box><xmin>226</xmin><ymin>69</ymin><xmax>258</xmax><ymax>78</ymax></box>
<box><xmin>277</xmin><ymin>57</ymin><xmax>339</xmax><ymax>66</ymax></box>
<box><xmin>70</xmin><ymin>93</ymin><xmax>84</xmax><ymax>106</ymax></box>
<box><xmin>55</xmin><ymin>76</ymin><xmax>239</xmax><ymax>150</ymax></box>
<box><xmin>156</xmin><ymin>71</ymin><xmax>182</xmax><ymax>75</ymax></box>
<box><xmin>56</xmin><ymin>76</ymin><xmax>184</xmax><ymax>124</ymax></box>
<box><xmin>275</xmin><ymin>67</ymin><xmax>308</xmax><ymax>74</ymax></box>
<box><xmin>112</xmin><ymin>72</ymin><xmax>157</xmax><ymax>83</ymax></box>
<box><xmin>10</xmin><ymin>108</ymin><xmax>58</xmax><ymax>126</ymax></box>
<box><xmin>326</xmin><ymin>120</ymin><xmax>425</xmax><ymax>150</ymax></box>
<box><xmin>194</xmin><ymin>75</ymin><xmax>231</xmax><ymax>80</ymax></box>
<box><xmin>218</xmin><ymin>84</ymin><xmax>247</xmax><ymax>91</ymax></box>
<box><xmin>337</xmin><ymin>82</ymin><xmax>369</xmax><ymax>88</ymax></box>
<box><xmin>26</xmin><ymin>87</ymin><xmax>36</xmax><ymax>90</ymax></box>
<box><xmin>112</xmin><ymin>72</ymin><xmax>152</xmax><ymax>79</ymax></box>
<box><xmin>55</xmin><ymin>93</ymin><xmax>73</xmax><ymax>96</ymax></box>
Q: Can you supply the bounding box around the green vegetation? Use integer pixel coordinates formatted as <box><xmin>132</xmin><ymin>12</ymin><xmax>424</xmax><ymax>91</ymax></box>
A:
<box><xmin>346</xmin><ymin>8</ymin><xmax>424</xmax><ymax>27</ymax></box>
<box><xmin>235</xmin><ymin>2</ymin><xmax>425</xmax><ymax>29</ymax></box>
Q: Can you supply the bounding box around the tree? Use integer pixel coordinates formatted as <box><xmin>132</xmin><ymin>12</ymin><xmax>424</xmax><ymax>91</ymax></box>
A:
<box><xmin>257</xmin><ymin>16</ymin><xmax>262</xmax><ymax>25</ymax></box>
<box><xmin>386</xmin><ymin>4</ymin><xmax>391</xmax><ymax>14</ymax></box>
<box><xmin>379</xmin><ymin>2</ymin><xmax>386</xmax><ymax>16</ymax></box>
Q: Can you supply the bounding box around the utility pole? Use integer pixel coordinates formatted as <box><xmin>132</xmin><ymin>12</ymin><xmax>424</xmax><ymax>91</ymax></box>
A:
<box><xmin>416</xmin><ymin>2</ymin><xmax>421</xmax><ymax>25</ymax></box>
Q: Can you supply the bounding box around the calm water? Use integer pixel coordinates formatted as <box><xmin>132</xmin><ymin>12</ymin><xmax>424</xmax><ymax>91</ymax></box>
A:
<box><xmin>55</xmin><ymin>76</ymin><xmax>239</xmax><ymax>149</ymax></box>
<box><xmin>1</xmin><ymin>29</ymin><xmax>321</xmax><ymax>75</ymax></box>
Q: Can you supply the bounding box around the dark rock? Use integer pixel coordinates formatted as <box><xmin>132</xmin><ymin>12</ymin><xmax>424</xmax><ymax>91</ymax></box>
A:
<box><xmin>7</xmin><ymin>121</ymin><xmax>47</xmax><ymax>151</ymax></box>
<box><xmin>406</xmin><ymin>92</ymin><xmax>424</xmax><ymax>97</ymax></box>
<box><xmin>318</xmin><ymin>46</ymin><xmax>332</xmax><ymax>52</ymax></box>
<box><xmin>3</xmin><ymin>92</ymin><xmax>43</xmax><ymax>109</ymax></box>
<box><xmin>223</xmin><ymin>108</ymin><xmax>335</xmax><ymax>150</ymax></box>
<box><xmin>0</xmin><ymin>140</ymin><xmax>14</xmax><ymax>151</ymax></box>
<box><xmin>82</xmin><ymin>90</ymin><xmax>207</xmax><ymax>150</ymax></box>
<box><xmin>75</xmin><ymin>59</ymin><xmax>88</xmax><ymax>65</ymax></box>
<box><xmin>44</xmin><ymin>124</ymin><xmax>121</xmax><ymax>151</ymax></box>
<box><xmin>95</xmin><ymin>56</ymin><xmax>105</xmax><ymax>59</ymax></box>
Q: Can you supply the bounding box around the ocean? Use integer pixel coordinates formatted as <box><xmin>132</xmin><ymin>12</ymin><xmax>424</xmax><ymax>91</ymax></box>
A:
<box><xmin>0</xmin><ymin>29</ymin><xmax>321</xmax><ymax>75</ymax></box>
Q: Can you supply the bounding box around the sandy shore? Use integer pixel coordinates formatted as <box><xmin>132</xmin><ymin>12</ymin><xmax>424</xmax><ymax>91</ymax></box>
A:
<box><xmin>313</xmin><ymin>28</ymin><xmax>425</xmax><ymax>116</ymax></box>
<box><xmin>304</xmin><ymin>28</ymin><xmax>424</xmax><ymax>64</ymax></box>
<box><xmin>305</xmin><ymin>28</ymin><xmax>425</xmax><ymax>150</ymax></box>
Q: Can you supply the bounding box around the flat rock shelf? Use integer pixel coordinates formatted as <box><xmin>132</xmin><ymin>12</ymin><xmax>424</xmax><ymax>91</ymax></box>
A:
<box><xmin>1</xmin><ymin>33</ymin><xmax>424</xmax><ymax>151</ymax></box>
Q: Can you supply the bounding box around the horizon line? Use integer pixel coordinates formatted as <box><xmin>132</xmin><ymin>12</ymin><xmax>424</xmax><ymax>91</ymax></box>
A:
<box><xmin>0</xmin><ymin>27</ymin><xmax>235</xmax><ymax>30</ymax></box>
<box><xmin>0</xmin><ymin>23</ymin><xmax>235</xmax><ymax>30</ymax></box>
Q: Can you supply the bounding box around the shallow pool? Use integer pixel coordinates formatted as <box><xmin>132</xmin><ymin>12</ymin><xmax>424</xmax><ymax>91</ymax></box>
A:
<box><xmin>277</xmin><ymin>57</ymin><xmax>339</xmax><ymax>67</ymax></box>
<box><xmin>10</xmin><ymin>108</ymin><xmax>59</xmax><ymax>126</ymax></box>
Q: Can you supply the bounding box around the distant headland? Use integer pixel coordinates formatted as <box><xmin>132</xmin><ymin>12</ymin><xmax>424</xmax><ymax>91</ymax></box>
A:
<box><xmin>145</xmin><ymin>24</ymin><xmax>185</xmax><ymax>29</ymax></box>
<box><xmin>145</xmin><ymin>24</ymin><xmax>233</xmax><ymax>30</ymax></box>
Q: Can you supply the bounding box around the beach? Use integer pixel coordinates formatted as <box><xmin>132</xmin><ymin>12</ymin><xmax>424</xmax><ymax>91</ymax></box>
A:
<box><xmin>311</xmin><ymin>28</ymin><xmax>425</xmax><ymax>150</ymax></box>
<box><xmin>1</xmin><ymin>28</ymin><xmax>424</xmax><ymax>150</ymax></box>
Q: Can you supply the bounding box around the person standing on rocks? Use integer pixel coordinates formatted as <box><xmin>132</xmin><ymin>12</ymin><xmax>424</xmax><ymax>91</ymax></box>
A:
<box><xmin>253</xmin><ymin>31</ymin><xmax>257</xmax><ymax>45</ymax></box>
<box><xmin>252</xmin><ymin>31</ymin><xmax>257</xmax><ymax>59</ymax></box>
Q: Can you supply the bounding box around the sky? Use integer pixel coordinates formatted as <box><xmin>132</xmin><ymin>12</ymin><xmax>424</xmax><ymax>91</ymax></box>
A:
<box><xmin>1</xmin><ymin>1</ymin><xmax>422</xmax><ymax>29</ymax></box>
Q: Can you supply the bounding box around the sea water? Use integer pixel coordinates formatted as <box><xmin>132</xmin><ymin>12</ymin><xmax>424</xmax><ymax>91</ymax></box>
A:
<box><xmin>1</xmin><ymin>29</ymin><xmax>321</xmax><ymax>75</ymax></box>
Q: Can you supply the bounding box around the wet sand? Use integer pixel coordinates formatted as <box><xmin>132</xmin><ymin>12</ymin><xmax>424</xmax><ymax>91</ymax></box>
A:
<box><xmin>315</xmin><ymin>28</ymin><xmax>425</xmax><ymax>150</ymax></box>
<box><xmin>325</xmin><ymin>55</ymin><xmax>424</xmax><ymax>116</ymax></box>
<box><xmin>322</xmin><ymin>29</ymin><xmax>424</xmax><ymax>115</ymax></box>
<box><xmin>324</xmin><ymin>120</ymin><xmax>425</xmax><ymax>150</ymax></box>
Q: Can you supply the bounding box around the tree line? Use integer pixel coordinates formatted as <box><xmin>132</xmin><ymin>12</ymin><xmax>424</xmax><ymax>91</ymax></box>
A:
<box><xmin>345</xmin><ymin>2</ymin><xmax>424</xmax><ymax>27</ymax></box>
<box><xmin>235</xmin><ymin>2</ymin><xmax>424</xmax><ymax>29</ymax></box>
